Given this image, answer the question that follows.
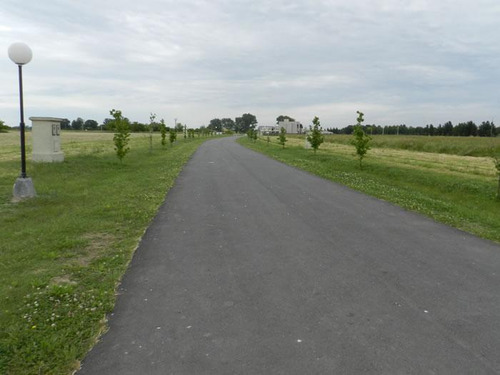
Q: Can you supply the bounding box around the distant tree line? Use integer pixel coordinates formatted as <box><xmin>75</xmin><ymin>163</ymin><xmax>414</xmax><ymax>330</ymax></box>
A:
<box><xmin>208</xmin><ymin>113</ymin><xmax>257</xmax><ymax>133</ymax></box>
<box><xmin>327</xmin><ymin>120</ymin><xmax>498</xmax><ymax>137</ymax></box>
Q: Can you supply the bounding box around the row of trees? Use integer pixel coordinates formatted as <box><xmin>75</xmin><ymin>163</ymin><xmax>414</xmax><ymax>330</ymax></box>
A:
<box><xmin>60</xmin><ymin>117</ymin><xmax>189</xmax><ymax>133</ymax></box>
<box><xmin>327</xmin><ymin>121</ymin><xmax>498</xmax><ymax>137</ymax></box>
<box><xmin>108</xmin><ymin>109</ymin><xmax>214</xmax><ymax>162</ymax></box>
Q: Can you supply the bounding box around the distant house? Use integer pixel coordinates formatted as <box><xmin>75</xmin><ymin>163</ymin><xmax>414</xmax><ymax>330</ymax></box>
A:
<box><xmin>278</xmin><ymin>119</ymin><xmax>303</xmax><ymax>134</ymax></box>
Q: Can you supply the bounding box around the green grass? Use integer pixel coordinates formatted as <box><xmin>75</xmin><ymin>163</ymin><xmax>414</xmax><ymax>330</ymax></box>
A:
<box><xmin>239</xmin><ymin>136</ymin><xmax>500</xmax><ymax>243</ymax></box>
<box><xmin>0</xmin><ymin>131</ymin><xmax>210</xmax><ymax>374</ymax></box>
<box><xmin>315</xmin><ymin>134</ymin><xmax>500</xmax><ymax>157</ymax></box>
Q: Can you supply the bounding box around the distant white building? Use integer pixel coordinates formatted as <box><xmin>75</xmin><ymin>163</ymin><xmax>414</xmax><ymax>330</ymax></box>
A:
<box><xmin>258</xmin><ymin>125</ymin><xmax>280</xmax><ymax>135</ymax></box>
<box><xmin>278</xmin><ymin>119</ymin><xmax>303</xmax><ymax>134</ymax></box>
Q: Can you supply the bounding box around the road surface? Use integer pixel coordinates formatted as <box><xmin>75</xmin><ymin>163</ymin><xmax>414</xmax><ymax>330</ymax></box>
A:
<box><xmin>78</xmin><ymin>136</ymin><xmax>500</xmax><ymax>374</ymax></box>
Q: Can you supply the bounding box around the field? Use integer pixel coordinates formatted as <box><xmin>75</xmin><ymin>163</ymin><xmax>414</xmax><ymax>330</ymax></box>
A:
<box><xmin>0</xmin><ymin>131</ymin><xmax>209</xmax><ymax>374</ymax></box>
<box><xmin>320</xmin><ymin>134</ymin><xmax>500</xmax><ymax>157</ymax></box>
<box><xmin>239</xmin><ymin>134</ymin><xmax>500</xmax><ymax>243</ymax></box>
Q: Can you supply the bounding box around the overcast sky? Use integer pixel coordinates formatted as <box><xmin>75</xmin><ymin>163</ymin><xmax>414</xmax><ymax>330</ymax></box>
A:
<box><xmin>1</xmin><ymin>0</ymin><xmax>499</xmax><ymax>129</ymax></box>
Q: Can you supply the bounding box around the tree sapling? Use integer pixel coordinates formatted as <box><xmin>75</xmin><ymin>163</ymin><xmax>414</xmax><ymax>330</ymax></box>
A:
<box><xmin>351</xmin><ymin>111</ymin><xmax>371</xmax><ymax>169</ymax></box>
<box><xmin>307</xmin><ymin>116</ymin><xmax>324</xmax><ymax>154</ymax></box>
<box><xmin>278</xmin><ymin>127</ymin><xmax>287</xmax><ymax>148</ymax></box>
<box><xmin>111</xmin><ymin>109</ymin><xmax>130</xmax><ymax>162</ymax></box>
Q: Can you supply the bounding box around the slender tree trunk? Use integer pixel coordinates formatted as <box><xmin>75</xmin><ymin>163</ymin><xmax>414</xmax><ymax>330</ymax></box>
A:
<box><xmin>497</xmin><ymin>175</ymin><xmax>500</xmax><ymax>199</ymax></box>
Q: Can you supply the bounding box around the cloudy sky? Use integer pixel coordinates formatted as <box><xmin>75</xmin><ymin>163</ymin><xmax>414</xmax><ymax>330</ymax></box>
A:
<box><xmin>1</xmin><ymin>0</ymin><xmax>499</xmax><ymax>129</ymax></box>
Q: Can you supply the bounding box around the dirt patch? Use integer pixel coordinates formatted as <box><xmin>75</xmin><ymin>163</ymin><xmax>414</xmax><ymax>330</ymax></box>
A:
<box><xmin>50</xmin><ymin>275</ymin><xmax>77</xmax><ymax>285</ymax></box>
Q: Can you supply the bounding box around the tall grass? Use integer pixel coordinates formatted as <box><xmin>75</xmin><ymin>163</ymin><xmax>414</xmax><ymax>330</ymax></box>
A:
<box><xmin>312</xmin><ymin>134</ymin><xmax>500</xmax><ymax>157</ymax></box>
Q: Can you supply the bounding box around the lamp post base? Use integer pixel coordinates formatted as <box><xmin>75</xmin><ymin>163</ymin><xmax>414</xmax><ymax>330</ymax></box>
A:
<box><xmin>12</xmin><ymin>177</ymin><xmax>36</xmax><ymax>202</ymax></box>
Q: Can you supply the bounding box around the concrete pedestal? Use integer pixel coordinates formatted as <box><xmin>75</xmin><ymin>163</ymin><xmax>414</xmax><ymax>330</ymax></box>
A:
<box><xmin>12</xmin><ymin>177</ymin><xmax>36</xmax><ymax>201</ymax></box>
<box><xmin>30</xmin><ymin>117</ymin><xmax>65</xmax><ymax>162</ymax></box>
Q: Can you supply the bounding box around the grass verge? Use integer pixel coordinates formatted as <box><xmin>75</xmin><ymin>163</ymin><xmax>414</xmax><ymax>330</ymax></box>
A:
<box><xmin>238</xmin><ymin>136</ymin><xmax>500</xmax><ymax>244</ymax></box>
<box><xmin>0</xmin><ymin>132</ymin><xmax>209</xmax><ymax>374</ymax></box>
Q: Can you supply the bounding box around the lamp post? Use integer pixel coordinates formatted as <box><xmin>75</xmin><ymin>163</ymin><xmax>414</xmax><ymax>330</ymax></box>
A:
<box><xmin>8</xmin><ymin>42</ymin><xmax>36</xmax><ymax>200</ymax></box>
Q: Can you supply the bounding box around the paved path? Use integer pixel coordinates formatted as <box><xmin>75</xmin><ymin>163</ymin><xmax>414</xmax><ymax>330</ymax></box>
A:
<box><xmin>78</xmin><ymin>137</ymin><xmax>500</xmax><ymax>374</ymax></box>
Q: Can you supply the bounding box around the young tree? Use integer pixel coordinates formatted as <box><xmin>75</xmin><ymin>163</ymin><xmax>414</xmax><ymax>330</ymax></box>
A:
<box><xmin>246</xmin><ymin>128</ymin><xmax>257</xmax><ymax>142</ymax></box>
<box><xmin>110</xmin><ymin>109</ymin><xmax>130</xmax><ymax>162</ymax></box>
<box><xmin>307</xmin><ymin>116</ymin><xmax>324</xmax><ymax>154</ymax></box>
<box><xmin>350</xmin><ymin>111</ymin><xmax>371</xmax><ymax>169</ymax></box>
<box><xmin>278</xmin><ymin>126</ymin><xmax>287</xmax><ymax>148</ymax></box>
<box><xmin>169</xmin><ymin>128</ymin><xmax>177</xmax><ymax>145</ymax></box>
<box><xmin>492</xmin><ymin>153</ymin><xmax>500</xmax><ymax>199</ymax></box>
<box><xmin>160</xmin><ymin>119</ymin><xmax>167</xmax><ymax>147</ymax></box>
<box><xmin>149</xmin><ymin>113</ymin><xmax>156</xmax><ymax>153</ymax></box>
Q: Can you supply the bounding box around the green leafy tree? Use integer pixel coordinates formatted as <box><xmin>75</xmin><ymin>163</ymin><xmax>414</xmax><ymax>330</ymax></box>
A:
<box><xmin>306</xmin><ymin>116</ymin><xmax>324</xmax><ymax>154</ymax></box>
<box><xmin>235</xmin><ymin>113</ymin><xmax>258</xmax><ymax>133</ymax></box>
<box><xmin>276</xmin><ymin>115</ymin><xmax>295</xmax><ymax>123</ymax></box>
<box><xmin>160</xmin><ymin>119</ymin><xmax>167</xmax><ymax>147</ymax></box>
<box><xmin>71</xmin><ymin>117</ymin><xmax>84</xmax><ymax>130</ymax></box>
<box><xmin>0</xmin><ymin>119</ymin><xmax>9</xmax><ymax>133</ymax></box>
<box><xmin>60</xmin><ymin>118</ymin><xmax>71</xmax><ymax>130</ymax></box>
<box><xmin>84</xmin><ymin>119</ymin><xmax>98</xmax><ymax>130</ymax></box>
<box><xmin>175</xmin><ymin>122</ymin><xmax>184</xmax><ymax>132</ymax></box>
<box><xmin>110</xmin><ymin>109</ymin><xmax>130</xmax><ymax>162</ymax></box>
<box><xmin>350</xmin><ymin>111</ymin><xmax>371</xmax><ymax>169</ymax></box>
<box><xmin>169</xmin><ymin>128</ymin><xmax>177</xmax><ymax>145</ymax></box>
<box><xmin>209</xmin><ymin>118</ymin><xmax>223</xmax><ymax>132</ymax></box>
<box><xmin>278</xmin><ymin>126</ymin><xmax>287</xmax><ymax>148</ymax></box>
<box><xmin>221</xmin><ymin>118</ymin><xmax>235</xmax><ymax>131</ymax></box>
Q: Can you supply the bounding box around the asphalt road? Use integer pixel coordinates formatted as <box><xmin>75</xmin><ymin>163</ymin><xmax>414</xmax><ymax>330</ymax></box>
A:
<box><xmin>78</xmin><ymin>136</ymin><xmax>500</xmax><ymax>374</ymax></box>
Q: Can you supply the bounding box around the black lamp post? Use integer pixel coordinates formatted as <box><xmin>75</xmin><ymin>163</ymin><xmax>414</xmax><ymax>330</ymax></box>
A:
<box><xmin>9</xmin><ymin>42</ymin><xmax>36</xmax><ymax>200</ymax></box>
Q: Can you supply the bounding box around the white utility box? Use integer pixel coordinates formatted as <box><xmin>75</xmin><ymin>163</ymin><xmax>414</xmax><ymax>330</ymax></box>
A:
<box><xmin>30</xmin><ymin>117</ymin><xmax>65</xmax><ymax>162</ymax></box>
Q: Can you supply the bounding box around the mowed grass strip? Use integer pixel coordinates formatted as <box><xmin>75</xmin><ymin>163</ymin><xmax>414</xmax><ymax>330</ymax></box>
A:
<box><xmin>239</xmin><ymin>136</ymin><xmax>500</xmax><ymax>243</ymax></box>
<box><xmin>0</xmin><ymin>131</ymin><xmax>209</xmax><ymax>374</ymax></box>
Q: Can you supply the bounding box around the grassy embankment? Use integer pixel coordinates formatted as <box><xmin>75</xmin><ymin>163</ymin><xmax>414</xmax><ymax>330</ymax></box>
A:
<box><xmin>239</xmin><ymin>134</ymin><xmax>500</xmax><ymax>243</ymax></box>
<box><xmin>0</xmin><ymin>131</ymin><xmax>209</xmax><ymax>374</ymax></box>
